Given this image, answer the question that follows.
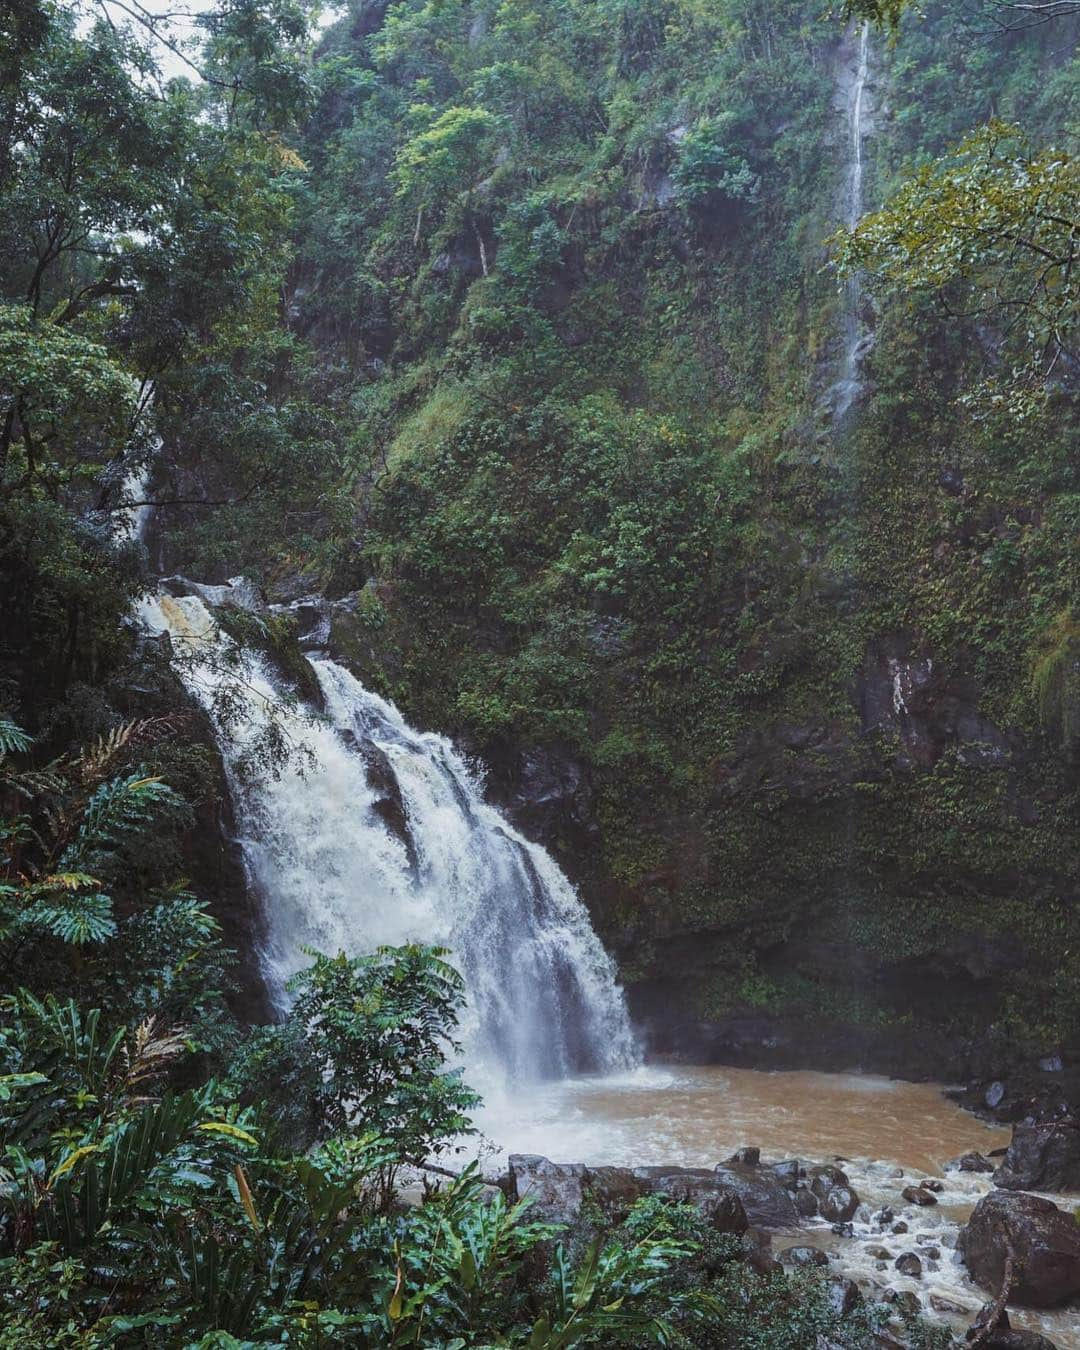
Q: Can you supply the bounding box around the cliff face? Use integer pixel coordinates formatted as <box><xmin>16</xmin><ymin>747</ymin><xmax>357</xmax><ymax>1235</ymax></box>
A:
<box><xmin>159</xmin><ymin>0</ymin><xmax>1080</xmax><ymax>1075</ymax></box>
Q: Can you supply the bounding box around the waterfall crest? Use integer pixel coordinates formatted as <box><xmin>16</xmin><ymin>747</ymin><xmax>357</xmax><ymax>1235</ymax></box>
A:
<box><xmin>138</xmin><ymin>591</ymin><xmax>639</xmax><ymax>1087</ymax></box>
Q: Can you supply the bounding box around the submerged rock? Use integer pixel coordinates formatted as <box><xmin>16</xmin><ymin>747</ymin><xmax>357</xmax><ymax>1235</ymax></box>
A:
<box><xmin>958</xmin><ymin>1190</ymin><xmax>1080</xmax><ymax>1307</ymax></box>
<box><xmin>894</xmin><ymin>1252</ymin><xmax>922</xmax><ymax>1277</ymax></box>
<box><xmin>994</xmin><ymin>1122</ymin><xmax>1080</xmax><ymax>1192</ymax></box>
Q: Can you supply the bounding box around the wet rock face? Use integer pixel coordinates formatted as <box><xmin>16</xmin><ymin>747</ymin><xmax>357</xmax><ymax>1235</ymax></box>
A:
<box><xmin>495</xmin><ymin>746</ymin><xmax>598</xmax><ymax>850</ymax></box>
<box><xmin>959</xmin><ymin>1190</ymin><xmax>1080</xmax><ymax>1307</ymax></box>
<box><xmin>507</xmin><ymin>1155</ymin><xmax>748</xmax><ymax>1234</ymax></box>
<box><xmin>994</xmin><ymin>1122</ymin><xmax>1080</xmax><ymax>1193</ymax></box>
<box><xmin>507</xmin><ymin>1156</ymin><xmax>587</xmax><ymax>1227</ymax></box>
<box><xmin>857</xmin><ymin>634</ymin><xmax>1011</xmax><ymax>769</ymax></box>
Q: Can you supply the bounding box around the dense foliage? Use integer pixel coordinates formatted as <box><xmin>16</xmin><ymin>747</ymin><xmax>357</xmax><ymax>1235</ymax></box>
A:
<box><xmin>218</xmin><ymin>0</ymin><xmax>1075</xmax><ymax>1068</ymax></box>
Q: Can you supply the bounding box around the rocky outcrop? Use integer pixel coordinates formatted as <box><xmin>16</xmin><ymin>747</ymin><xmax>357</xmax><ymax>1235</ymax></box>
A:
<box><xmin>507</xmin><ymin>1150</ymin><xmax>809</xmax><ymax>1234</ymax></box>
<box><xmin>712</xmin><ymin>1160</ymin><xmax>800</xmax><ymax>1228</ymax></box>
<box><xmin>858</xmin><ymin>634</ymin><xmax>1012</xmax><ymax>770</ymax></box>
<box><xmin>958</xmin><ymin>1190</ymin><xmax>1080</xmax><ymax>1307</ymax></box>
<box><xmin>994</xmin><ymin>1122</ymin><xmax>1080</xmax><ymax>1193</ymax></box>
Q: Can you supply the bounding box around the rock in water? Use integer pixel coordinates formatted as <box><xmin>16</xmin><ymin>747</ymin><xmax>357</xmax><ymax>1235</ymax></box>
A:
<box><xmin>994</xmin><ymin>1122</ymin><xmax>1080</xmax><ymax>1192</ymax></box>
<box><xmin>820</xmin><ymin>1184</ymin><xmax>859</xmax><ymax>1223</ymax></box>
<box><xmin>946</xmin><ymin>1151</ymin><xmax>995</xmax><ymax>1174</ymax></box>
<box><xmin>958</xmin><ymin>1190</ymin><xmax>1080</xmax><ymax>1307</ymax></box>
<box><xmin>808</xmin><ymin>1163</ymin><xmax>860</xmax><ymax>1221</ymax></box>
<box><xmin>902</xmin><ymin>1185</ymin><xmax>937</xmax><ymax>1206</ymax></box>
<box><xmin>794</xmin><ymin>1186</ymin><xmax>819</xmax><ymax>1217</ymax></box>
<box><xmin>727</xmin><ymin>1145</ymin><xmax>760</xmax><ymax>1165</ymax></box>
<box><xmin>894</xmin><ymin>1252</ymin><xmax>922</xmax><ymax>1277</ymax></box>
<box><xmin>781</xmin><ymin>1245</ymin><xmax>829</xmax><ymax>1269</ymax></box>
<box><xmin>771</xmin><ymin>1159</ymin><xmax>801</xmax><ymax>1190</ymax></box>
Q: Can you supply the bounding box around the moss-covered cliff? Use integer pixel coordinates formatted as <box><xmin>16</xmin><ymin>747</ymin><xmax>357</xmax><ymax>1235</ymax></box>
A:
<box><xmin>162</xmin><ymin>0</ymin><xmax>1080</xmax><ymax>1074</ymax></box>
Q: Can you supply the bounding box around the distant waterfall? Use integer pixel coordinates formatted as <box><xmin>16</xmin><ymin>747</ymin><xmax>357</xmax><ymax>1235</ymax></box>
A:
<box><xmin>829</xmin><ymin>21</ymin><xmax>873</xmax><ymax>426</ymax></box>
<box><xmin>138</xmin><ymin>591</ymin><xmax>639</xmax><ymax>1087</ymax></box>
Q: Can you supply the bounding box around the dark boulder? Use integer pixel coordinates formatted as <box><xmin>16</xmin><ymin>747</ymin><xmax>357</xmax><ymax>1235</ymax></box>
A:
<box><xmin>946</xmin><ymin>1151</ymin><xmax>995</xmax><ymax>1174</ymax></box>
<box><xmin>894</xmin><ymin>1252</ymin><xmax>922</xmax><ymax>1277</ymax></box>
<box><xmin>826</xmin><ymin>1276</ymin><xmax>861</xmax><ymax>1317</ymax></box>
<box><xmin>820</xmin><ymin>1184</ymin><xmax>859</xmax><ymax>1223</ymax></box>
<box><xmin>781</xmin><ymin>1245</ymin><xmax>829</xmax><ymax>1269</ymax></box>
<box><xmin>808</xmin><ymin>1163</ymin><xmax>848</xmax><ymax>1198</ymax></box>
<box><xmin>994</xmin><ymin>1122</ymin><xmax>1080</xmax><ymax>1193</ymax></box>
<box><xmin>794</xmin><ymin>1186</ymin><xmax>819</xmax><ymax>1217</ymax></box>
<box><xmin>727</xmin><ymin>1145</ymin><xmax>760</xmax><ymax>1165</ymax></box>
<box><xmin>807</xmin><ymin>1164</ymin><xmax>859</xmax><ymax>1222</ymax></box>
<box><xmin>771</xmin><ymin>1159</ymin><xmax>800</xmax><ymax>1190</ymax></box>
<box><xmin>902</xmin><ymin>1185</ymin><xmax>938</xmax><ymax>1207</ymax></box>
<box><xmin>982</xmin><ymin>1334</ymin><xmax>1061</xmax><ymax>1350</ymax></box>
<box><xmin>958</xmin><ymin>1190</ymin><xmax>1080</xmax><ymax>1307</ymax></box>
<box><xmin>712</xmin><ymin>1161</ymin><xmax>799</xmax><ymax>1228</ymax></box>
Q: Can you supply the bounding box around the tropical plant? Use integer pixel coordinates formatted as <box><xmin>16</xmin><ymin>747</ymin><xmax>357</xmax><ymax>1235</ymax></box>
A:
<box><xmin>287</xmin><ymin>944</ymin><xmax>481</xmax><ymax>1206</ymax></box>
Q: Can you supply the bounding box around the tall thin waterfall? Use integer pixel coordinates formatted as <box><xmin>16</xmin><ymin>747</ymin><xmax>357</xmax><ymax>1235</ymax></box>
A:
<box><xmin>138</xmin><ymin>592</ymin><xmax>639</xmax><ymax>1087</ymax></box>
<box><xmin>830</xmin><ymin>21</ymin><xmax>873</xmax><ymax>425</ymax></box>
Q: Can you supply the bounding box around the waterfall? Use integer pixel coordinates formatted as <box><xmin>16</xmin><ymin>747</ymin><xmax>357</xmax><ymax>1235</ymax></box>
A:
<box><xmin>829</xmin><ymin>20</ymin><xmax>873</xmax><ymax>426</ymax></box>
<box><xmin>137</xmin><ymin>591</ymin><xmax>640</xmax><ymax>1088</ymax></box>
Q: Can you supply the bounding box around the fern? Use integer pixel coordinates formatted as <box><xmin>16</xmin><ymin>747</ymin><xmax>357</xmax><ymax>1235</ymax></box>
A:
<box><xmin>0</xmin><ymin>720</ymin><xmax>32</xmax><ymax>758</ymax></box>
<box><xmin>60</xmin><ymin>774</ymin><xmax>179</xmax><ymax>870</ymax></box>
<box><xmin>28</xmin><ymin>891</ymin><xmax>116</xmax><ymax>945</ymax></box>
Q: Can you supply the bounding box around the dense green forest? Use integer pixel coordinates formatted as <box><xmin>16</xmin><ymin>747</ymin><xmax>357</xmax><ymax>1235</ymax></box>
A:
<box><xmin>1</xmin><ymin>0</ymin><xmax>1077</xmax><ymax>1343</ymax></box>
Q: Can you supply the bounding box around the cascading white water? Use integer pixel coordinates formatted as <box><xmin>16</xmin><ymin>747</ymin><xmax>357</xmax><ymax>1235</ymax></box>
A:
<box><xmin>137</xmin><ymin>591</ymin><xmax>639</xmax><ymax>1088</ymax></box>
<box><xmin>830</xmin><ymin>20</ymin><xmax>873</xmax><ymax>425</ymax></box>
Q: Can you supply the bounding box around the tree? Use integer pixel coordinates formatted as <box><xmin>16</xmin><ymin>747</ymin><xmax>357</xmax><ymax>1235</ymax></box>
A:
<box><xmin>394</xmin><ymin>104</ymin><xmax>497</xmax><ymax>268</ymax></box>
<box><xmin>834</xmin><ymin>121</ymin><xmax>1079</xmax><ymax>408</ymax></box>
<box><xmin>287</xmin><ymin>945</ymin><xmax>480</xmax><ymax>1203</ymax></box>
